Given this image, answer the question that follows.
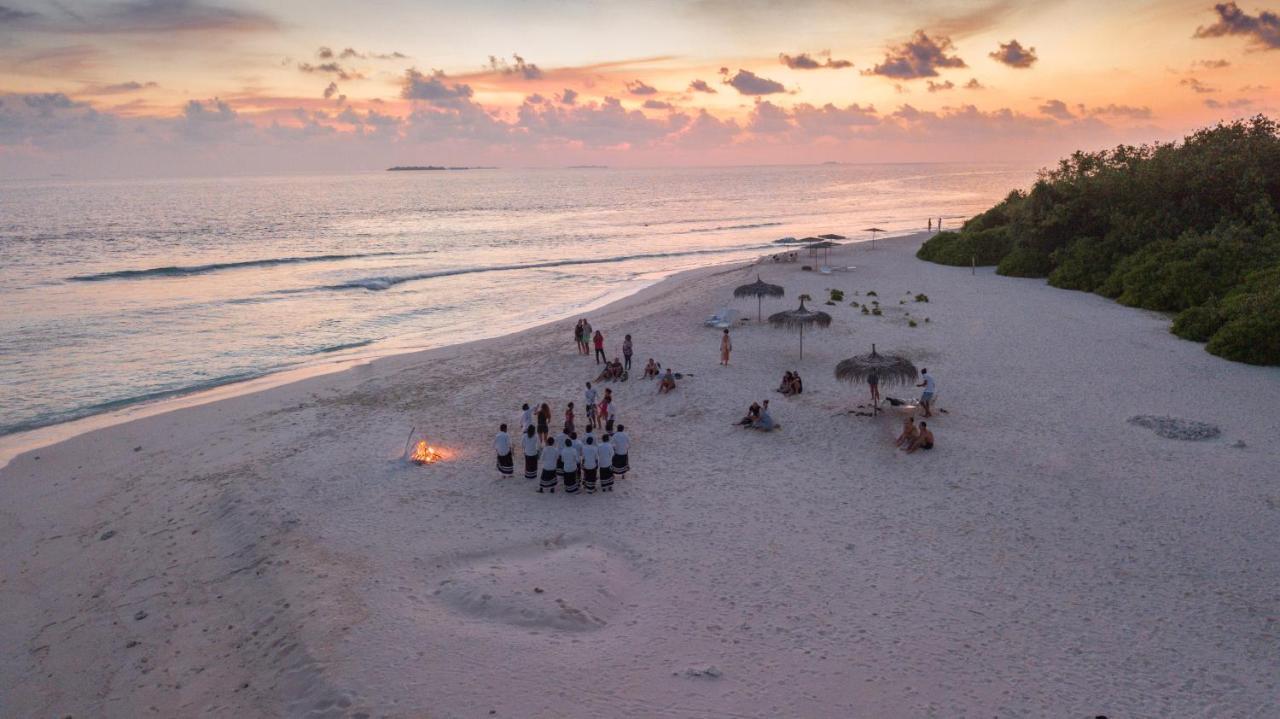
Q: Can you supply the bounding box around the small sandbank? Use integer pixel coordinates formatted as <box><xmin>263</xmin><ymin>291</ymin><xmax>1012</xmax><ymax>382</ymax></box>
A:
<box><xmin>2</xmin><ymin>233</ymin><xmax>1277</xmax><ymax>717</ymax></box>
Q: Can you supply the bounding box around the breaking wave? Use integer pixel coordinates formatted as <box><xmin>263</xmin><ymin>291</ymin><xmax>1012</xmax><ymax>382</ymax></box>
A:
<box><xmin>68</xmin><ymin>252</ymin><xmax>406</xmax><ymax>282</ymax></box>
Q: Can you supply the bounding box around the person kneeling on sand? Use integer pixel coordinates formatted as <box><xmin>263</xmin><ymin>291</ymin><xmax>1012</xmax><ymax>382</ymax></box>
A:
<box><xmin>597</xmin><ymin>434</ymin><xmax>615</xmax><ymax>492</ymax></box>
<box><xmin>658</xmin><ymin>368</ymin><xmax>676</xmax><ymax>394</ymax></box>
<box><xmin>538</xmin><ymin>437</ymin><xmax>560</xmax><ymax>493</ymax></box>
<box><xmin>904</xmin><ymin>422</ymin><xmax>934</xmax><ymax>453</ymax></box>
<box><xmin>736</xmin><ymin>401</ymin><xmax>762</xmax><ymax>426</ymax></box>
<box><xmin>753</xmin><ymin>400</ymin><xmax>777</xmax><ymax>431</ymax></box>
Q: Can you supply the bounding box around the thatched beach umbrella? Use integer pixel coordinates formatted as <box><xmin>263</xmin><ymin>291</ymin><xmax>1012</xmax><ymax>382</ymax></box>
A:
<box><xmin>862</xmin><ymin>227</ymin><xmax>886</xmax><ymax>249</ymax></box>
<box><xmin>734</xmin><ymin>275</ymin><xmax>785</xmax><ymax>321</ymax></box>
<box><xmin>834</xmin><ymin>344</ymin><xmax>918</xmax><ymax>387</ymax></box>
<box><xmin>818</xmin><ymin>233</ymin><xmax>846</xmax><ymax>240</ymax></box>
<box><xmin>807</xmin><ymin>240</ymin><xmax>840</xmax><ymax>264</ymax></box>
<box><xmin>768</xmin><ymin>295</ymin><xmax>832</xmax><ymax>358</ymax></box>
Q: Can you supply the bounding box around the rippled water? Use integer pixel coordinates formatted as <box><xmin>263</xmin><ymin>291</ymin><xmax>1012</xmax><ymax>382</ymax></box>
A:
<box><xmin>0</xmin><ymin>164</ymin><xmax>1033</xmax><ymax>435</ymax></box>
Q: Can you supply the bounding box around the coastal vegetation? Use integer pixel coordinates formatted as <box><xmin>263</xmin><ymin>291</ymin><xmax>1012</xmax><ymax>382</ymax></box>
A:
<box><xmin>917</xmin><ymin>116</ymin><xmax>1280</xmax><ymax>365</ymax></box>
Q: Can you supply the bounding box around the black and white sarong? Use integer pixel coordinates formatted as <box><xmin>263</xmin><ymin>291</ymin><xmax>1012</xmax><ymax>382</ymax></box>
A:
<box><xmin>496</xmin><ymin>452</ymin><xmax>514</xmax><ymax>476</ymax></box>
<box><xmin>539</xmin><ymin>469</ymin><xmax>557</xmax><ymax>492</ymax></box>
<box><xmin>612</xmin><ymin>453</ymin><xmax>629</xmax><ymax>476</ymax></box>
<box><xmin>523</xmin><ymin>454</ymin><xmax>538</xmax><ymax>480</ymax></box>
<box><xmin>599</xmin><ymin>466</ymin><xmax>614</xmax><ymax>492</ymax></box>
<box><xmin>582</xmin><ymin>467</ymin><xmax>598</xmax><ymax>493</ymax></box>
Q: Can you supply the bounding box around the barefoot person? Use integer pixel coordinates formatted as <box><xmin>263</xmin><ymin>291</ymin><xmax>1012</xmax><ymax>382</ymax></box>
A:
<box><xmin>536</xmin><ymin>402</ymin><xmax>551</xmax><ymax>443</ymax></box>
<box><xmin>894</xmin><ymin>416</ymin><xmax>917</xmax><ymax>449</ymax></box>
<box><xmin>593</xmin><ymin>329</ymin><xmax>606</xmax><ymax>364</ymax></box>
<box><xmin>753</xmin><ymin>400</ymin><xmax>776</xmax><ymax>431</ymax></box>
<box><xmin>611</xmin><ymin>424</ymin><xmax>630</xmax><ymax>477</ymax></box>
<box><xmin>736</xmin><ymin>401</ymin><xmax>761</xmax><ymax>426</ymax></box>
<box><xmin>867</xmin><ymin>371</ymin><xmax>881</xmax><ymax>410</ymax></box>
<box><xmin>522</xmin><ymin>425</ymin><xmax>540</xmax><ymax>480</ymax></box>
<box><xmin>584</xmin><ymin>382</ymin><xmax>598</xmax><ymax>429</ymax></box>
<box><xmin>580</xmin><ymin>435</ymin><xmax>599</xmax><ymax>493</ymax></box>
<box><xmin>597</xmin><ymin>434</ymin><xmax>615</xmax><ymax>492</ymax></box>
<box><xmin>538</xmin><ymin>437</ymin><xmax>559</xmax><ymax>493</ymax></box>
<box><xmin>904</xmin><ymin>422</ymin><xmax>934</xmax><ymax>453</ymax></box>
<box><xmin>916</xmin><ymin>368</ymin><xmax>936</xmax><ymax>418</ymax></box>
<box><xmin>520</xmin><ymin>403</ymin><xmax>533</xmax><ymax>434</ymax></box>
<box><xmin>720</xmin><ymin>328</ymin><xmax>732</xmax><ymax>366</ymax></box>
<box><xmin>494</xmin><ymin>423</ymin><xmax>514</xmax><ymax>477</ymax></box>
<box><xmin>622</xmin><ymin>334</ymin><xmax>633</xmax><ymax>371</ymax></box>
<box><xmin>564</xmin><ymin>402</ymin><xmax>576</xmax><ymax>435</ymax></box>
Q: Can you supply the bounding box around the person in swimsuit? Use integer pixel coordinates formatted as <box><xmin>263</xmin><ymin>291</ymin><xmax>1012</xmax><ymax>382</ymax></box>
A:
<box><xmin>868</xmin><ymin>371</ymin><xmax>881</xmax><ymax>410</ymax></box>
<box><xmin>536</xmin><ymin>402</ymin><xmax>551</xmax><ymax>443</ymax></box>
<box><xmin>904</xmin><ymin>422</ymin><xmax>934</xmax><ymax>453</ymax></box>
<box><xmin>658</xmin><ymin>368</ymin><xmax>676</xmax><ymax>394</ymax></box>
<box><xmin>894</xmin><ymin>416</ymin><xmax>917</xmax><ymax>448</ymax></box>
<box><xmin>720</xmin><ymin>328</ymin><xmax>732</xmax><ymax>366</ymax></box>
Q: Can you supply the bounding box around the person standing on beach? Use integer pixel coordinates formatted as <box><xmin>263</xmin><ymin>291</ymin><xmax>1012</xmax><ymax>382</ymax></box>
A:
<box><xmin>520</xmin><ymin>403</ymin><xmax>533</xmax><ymax>434</ymax></box>
<box><xmin>720</xmin><ymin>328</ymin><xmax>732</xmax><ymax>366</ymax></box>
<box><xmin>536</xmin><ymin>403</ymin><xmax>551</xmax><ymax>443</ymax></box>
<box><xmin>916</xmin><ymin>369</ymin><xmax>936</xmax><ymax>418</ymax></box>
<box><xmin>582</xmin><ymin>319</ymin><xmax>593</xmax><ymax>356</ymax></box>
<box><xmin>584</xmin><ymin>382</ymin><xmax>598</xmax><ymax>429</ymax></box>
<box><xmin>593</xmin><ymin>329</ymin><xmax>606</xmax><ymax>364</ymax></box>
<box><xmin>494</xmin><ymin>424</ymin><xmax>514</xmax><ymax>477</ymax></box>
<box><xmin>564</xmin><ymin>402</ymin><xmax>576</xmax><ymax>435</ymax></box>
<box><xmin>622</xmin><ymin>334</ymin><xmax>633</xmax><ymax>372</ymax></box>
<box><xmin>611</xmin><ymin>424</ymin><xmax>630</xmax><ymax>477</ymax></box>
<box><xmin>580</xmin><ymin>435</ymin><xmax>599</xmax><ymax>493</ymax></box>
<box><xmin>597</xmin><ymin>435</ymin><xmax>615</xmax><ymax>492</ymax></box>
<box><xmin>867</xmin><ymin>371</ymin><xmax>881</xmax><ymax>410</ymax></box>
<box><xmin>574</xmin><ymin>320</ymin><xmax>584</xmax><ymax>355</ymax></box>
<box><xmin>560</xmin><ymin>438</ymin><xmax>580</xmax><ymax>493</ymax></box>
<box><xmin>538</xmin><ymin>437</ymin><xmax>559</xmax><ymax>493</ymax></box>
<box><xmin>522</xmin><ymin>425</ymin><xmax>540</xmax><ymax>480</ymax></box>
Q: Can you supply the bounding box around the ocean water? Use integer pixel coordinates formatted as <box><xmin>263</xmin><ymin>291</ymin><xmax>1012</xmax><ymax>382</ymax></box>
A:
<box><xmin>0</xmin><ymin>164</ymin><xmax>1033</xmax><ymax>436</ymax></box>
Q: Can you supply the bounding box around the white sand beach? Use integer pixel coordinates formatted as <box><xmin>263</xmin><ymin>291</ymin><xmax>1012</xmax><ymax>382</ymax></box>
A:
<box><xmin>3</xmin><ymin>233</ymin><xmax>1278</xmax><ymax>718</ymax></box>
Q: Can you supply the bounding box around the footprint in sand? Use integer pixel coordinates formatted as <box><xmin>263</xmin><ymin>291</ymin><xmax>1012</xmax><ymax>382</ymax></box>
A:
<box><xmin>430</xmin><ymin>537</ymin><xmax>639</xmax><ymax>632</ymax></box>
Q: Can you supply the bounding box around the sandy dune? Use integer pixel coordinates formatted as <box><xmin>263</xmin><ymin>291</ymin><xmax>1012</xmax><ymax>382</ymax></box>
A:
<box><xmin>3</xmin><ymin>233</ymin><xmax>1278</xmax><ymax>718</ymax></box>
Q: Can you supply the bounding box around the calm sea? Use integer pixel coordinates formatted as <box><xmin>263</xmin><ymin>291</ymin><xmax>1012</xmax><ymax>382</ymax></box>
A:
<box><xmin>0</xmin><ymin>164</ymin><xmax>1033</xmax><ymax>436</ymax></box>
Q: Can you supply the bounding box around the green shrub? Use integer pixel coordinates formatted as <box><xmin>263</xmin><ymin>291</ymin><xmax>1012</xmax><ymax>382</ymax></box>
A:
<box><xmin>829</xmin><ymin>289</ymin><xmax>844</xmax><ymax>302</ymax></box>
<box><xmin>1171</xmin><ymin>303</ymin><xmax>1226</xmax><ymax>342</ymax></box>
<box><xmin>997</xmin><ymin>245</ymin><xmax>1053</xmax><ymax>277</ymax></box>
<box><xmin>871</xmin><ymin>308</ymin><xmax>882</xmax><ymax>316</ymax></box>
<box><xmin>914</xmin><ymin>293</ymin><xmax>929</xmax><ymax>302</ymax></box>
<box><xmin>908</xmin><ymin>319</ymin><xmax>918</xmax><ymax>327</ymax></box>
<box><xmin>860</xmin><ymin>306</ymin><xmax>870</xmax><ymax>315</ymax></box>
<box><xmin>866</xmin><ymin>290</ymin><xmax>878</xmax><ymax>297</ymax></box>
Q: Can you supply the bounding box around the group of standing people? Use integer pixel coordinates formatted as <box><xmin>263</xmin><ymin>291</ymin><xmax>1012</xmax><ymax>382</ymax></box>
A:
<box><xmin>492</xmin><ymin>411</ymin><xmax>632</xmax><ymax>494</ymax></box>
<box><xmin>574</xmin><ymin>318</ymin><xmax>634</xmax><ymax>370</ymax></box>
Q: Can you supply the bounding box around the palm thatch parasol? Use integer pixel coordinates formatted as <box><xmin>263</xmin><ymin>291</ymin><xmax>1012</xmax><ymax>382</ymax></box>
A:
<box><xmin>768</xmin><ymin>295</ymin><xmax>832</xmax><ymax>358</ymax></box>
<box><xmin>818</xmin><ymin>233</ymin><xmax>846</xmax><ymax>240</ymax></box>
<box><xmin>862</xmin><ymin>227</ymin><xmax>886</xmax><ymax>249</ymax></box>
<box><xmin>834</xmin><ymin>344</ymin><xmax>918</xmax><ymax>387</ymax></box>
<box><xmin>733</xmin><ymin>275</ymin><xmax>785</xmax><ymax>321</ymax></box>
<box><xmin>807</xmin><ymin>240</ymin><xmax>840</xmax><ymax>264</ymax></box>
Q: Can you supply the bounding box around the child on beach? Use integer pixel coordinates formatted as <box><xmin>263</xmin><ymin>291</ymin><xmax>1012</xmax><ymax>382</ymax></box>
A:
<box><xmin>561</xmin><ymin>438</ymin><xmax>580</xmax><ymax>493</ymax></box>
<box><xmin>720</xmin><ymin>328</ymin><xmax>732</xmax><ymax>366</ymax></box>
<box><xmin>495</xmin><ymin>424</ymin><xmax>514</xmax><ymax>477</ymax></box>
<box><xmin>597</xmin><ymin>434</ymin><xmax>615</xmax><ymax>492</ymax></box>
<box><xmin>611</xmin><ymin>424</ymin><xmax>630</xmax><ymax>477</ymax></box>
<box><xmin>623</xmin><ymin>334</ymin><xmax>633</xmax><ymax>371</ymax></box>
<box><xmin>580</xmin><ymin>435</ymin><xmax>599</xmax><ymax>493</ymax></box>
<box><xmin>522</xmin><ymin>425</ymin><xmax>540</xmax><ymax>480</ymax></box>
<box><xmin>538</xmin><ymin>437</ymin><xmax>559</xmax><ymax>493</ymax></box>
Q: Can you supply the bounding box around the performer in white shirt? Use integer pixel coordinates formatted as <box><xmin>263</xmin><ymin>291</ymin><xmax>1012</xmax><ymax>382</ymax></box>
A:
<box><xmin>597</xmin><ymin>435</ymin><xmax>615</xmax><ymax>492</ymax></box>
<box><xmin>494</xmin><ymin>424</ymin><xmax>513</xmax><ymax>477</ymax></box>
<box><xmin>611</xmin><ymin>424</ymin><xmax>630</xmax><ymax>477</ymax></box>
<box><xmin>538</xmin><ymin>438</ymin><xmax>559</xmax><ymax>493</ymax></box>
<box><xmin>521</xmin><ymin>425</ymin><xmax>540</xmax><ymax>480</ymax></box>
<box><xmin>580</xmin><ymin>435</ymin><xmax>599</xmax><ymax>493</ymax></box>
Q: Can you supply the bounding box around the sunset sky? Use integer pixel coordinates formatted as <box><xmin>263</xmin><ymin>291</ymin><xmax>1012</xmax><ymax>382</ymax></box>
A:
<box><xmin>1</xmin><ymin>0</ymin><xmax>1277</xmax><ymax>177</ymax></box>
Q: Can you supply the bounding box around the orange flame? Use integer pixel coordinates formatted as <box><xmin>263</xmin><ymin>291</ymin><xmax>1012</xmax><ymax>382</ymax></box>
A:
<box><xmin>410</xmin><ymin>440</ymin><xmax>442</xmax><ymax>464</ymax></box>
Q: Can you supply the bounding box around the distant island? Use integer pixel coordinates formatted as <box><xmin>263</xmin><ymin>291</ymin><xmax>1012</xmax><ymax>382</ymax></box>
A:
<box><xmin>386</xmin><ymin>166</ymin><xmax>497</xmax><ymax>171</ymax></box>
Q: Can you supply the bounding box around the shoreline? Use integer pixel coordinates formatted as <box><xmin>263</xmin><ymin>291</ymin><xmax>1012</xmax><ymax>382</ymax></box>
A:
<box><xmin>4</xmin><ymin>231</ymin><xmax>1277</xmax><ymax>717</ymax></box>
<box><xmin>0</xmin><ymin>247</ymin><xmax>775</xmax><ymax>470</ymax></box>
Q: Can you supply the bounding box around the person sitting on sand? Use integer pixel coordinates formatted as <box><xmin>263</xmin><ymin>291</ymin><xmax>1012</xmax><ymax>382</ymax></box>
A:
<box><xmin>776</xmin><ymin>371</ymin><xmax>794</xmax><ymax>393</ymax></box>
<box><xmin>538</xmin><ymin>437</ymin><xmax>560</xmax><ymax>493</ymax></box>
<box><xmin>642</xmin><ymin>358</ymin><xmax>660</xmax><ymax>379</ymax></box>
<box><xmin>658</xmin><ymin>368</ymin><xmax>676</xmax><ymax>394</ymax></box>
<box><xmin>916</xmin><ymin>368</ymin><xmax>936</xmax><ymax>418</ymax></box>
<box><xmin>736</xmin><ymin>401</ymin><xmax>762</xmax><ymax>426</ymax></box>
<box><xmin>495</xmin><ymin>423</ymin><xmax>514</xmax><ymax>477</ymax></box>
<box><xmin>791</xmin><ymin>372</ymin><xmax>803</xmax><ymax>395</ymax></box>
<box><xmin>904</xmin><ymin>422</ymin><xmax>934</xmax><ymax>453</ymax></box>
<box><xmin>894</xmin><ymin>416</ymin><xmax>917</xmax><ymax>449</ymax></box>
<box><xmin>753</xmin><ymin>400</ymin><xmax>776</xmax><ymax>431</ymax></box>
